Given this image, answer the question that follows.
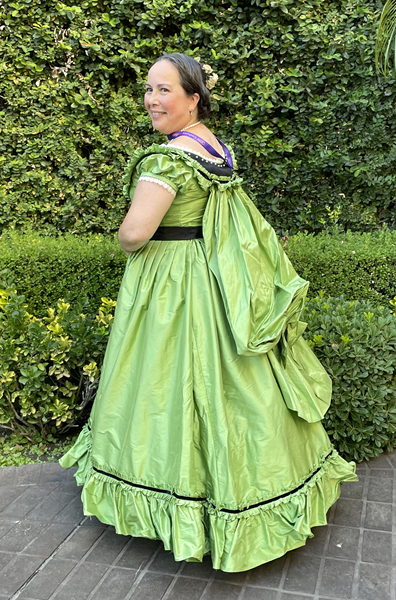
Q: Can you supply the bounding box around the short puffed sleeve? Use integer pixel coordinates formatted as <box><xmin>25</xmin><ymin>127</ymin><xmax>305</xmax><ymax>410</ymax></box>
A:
<box><xmin>134</xmin><ymin>152</ymin><xmax>193</xmax><ymax>199</ymax></box>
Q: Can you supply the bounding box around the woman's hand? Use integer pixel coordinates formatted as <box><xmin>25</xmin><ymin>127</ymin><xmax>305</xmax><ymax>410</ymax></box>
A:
<box><xmin>118</xmin><ymin>180</ymin><xmax>176</xmax><ymax>254</ymax></box>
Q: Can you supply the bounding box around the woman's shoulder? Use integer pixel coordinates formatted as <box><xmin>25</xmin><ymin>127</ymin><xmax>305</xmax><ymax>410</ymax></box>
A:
<box><xmin>122</xmin><ymin>142</ymin><xmax>238</xmax><ymax>199</ymax></box>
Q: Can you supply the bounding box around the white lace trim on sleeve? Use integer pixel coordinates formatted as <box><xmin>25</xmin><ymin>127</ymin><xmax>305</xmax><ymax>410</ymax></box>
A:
<box><xmin>138</xmin><ymin>176</ymin><xmax>176</xmax><ymax>197</ymax></box>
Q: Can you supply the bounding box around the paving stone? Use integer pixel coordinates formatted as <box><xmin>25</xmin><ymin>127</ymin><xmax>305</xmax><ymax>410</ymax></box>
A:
<box><xmin>364</xmin><ymin>502</ymin><xmax>393</xmax><ymax>531</ymax></box>
<box><xmin>318</xmin><ymin>558</ymin><xmax>355</xmax><ymax>599</ymax></box>
<box><xmin>327</xmin><ymin>526</ymin><xmax>360</xmax><ymax>560</ymax></box>
<box><xmin>22</xmin><ymin>522</ymin><xmax>76</xmax><ymax>558</ymax></box>
<box><xmin>56</xmin><ymin>526</ymin><xmax>105</xmax><ymax>560</ymax></box>
<box><xmin>81</xmin><ymin>515</ymin><xmax>105</xmax><ymax>527</ymax></box>
<box><xmin>247</xmin><ymin>554</ymin><xmax>286</xmax><ymax>588</ymax></box>
<box><xmin>367</xmin><ymin>477</ymin><xmax>393</xmax><ymax>503</ymax></box>
<box><xmin>0</xmin><ymin>550</ymin><xmax>15</xmax><ymax>571</ymax></box>
<box><xmin>55</xmin><ymin>482</ymin><xmax>81</xmax><ymax>495</ymax></box>
<box><xmin>129</xmin><ymin>572</ymin><xmax>173</xmax><ymax>600</ymax></box>
<box><xmin>202</xmin><ymin>580</ymin><xmax>242</xmax><ymax>600</ymax></box>
<box><xmin>52</xmin><ymin>562</ymin><xmax>106</xmax><ymax>600</ymax></box>
<box><xmin>178</xmin><ymin>555</ymin><xmax>214</xmax><ymax>579</ymax></box>
<box><xmin>148</xmin><ymin>546</ymin><xmax>181</xmax><ymax>574</ymax></box>
<box><xmin>27</xmin><ymin>490</ymin><xmax>78</xmax><ymax>522</ymax></box>
<box><xmin>116</xmin><ymin>537</ymin><xmax>160</xmax><ymax>570</ymax></box>
<box><xmin>214</xmin><ymin>568</ymin><xmax>248</xmax><ymax>584</ymax></box>
<box><xmin>279</xmin><ymin>594</ymin><xmax>313</xmax><ymax>600</ymax></box>
<box><xmin>166</xmin><ymin>577</ymin><xmax>207</xmax><ymax>600</ymax></box>
<box><xmin>0</xmin><ymin>518</ymin><xmax>18</xmax><ymax>540</ymax></box>
<box><xmin>243</xmin><ymin>589</ymin><xmax>277</xmax><ymax>600</ymax></box>
<box><xmin>1</xmin><ymin>485</ymin><xmax>60</xmax><ymax>518</ymax></box>
<box><xmin>357</xmin><ymin>562</ymin><xmax>392</xmax><ymax>600</ymax></box>
<box><xmin>0</xmin><ymin>485</ymin><xmax>27</xmax><ymax>512</ymax></box>
<box><xmin>0</xmin><ymin>520</ymin><xmax>44</xmax><ymax>552</ymax></box>
<box><xmin>93</xmin><ymin>566</ymin><xmax>138</xmax><ymax>600</ymax></box>
<box><xmin>18</xmin><ymin>558</ymin><xmax>77</xmax><ymax>600</ymax></box>
<box><xmin>283</xmin><ymin>553</ymin><xmax>321</xmax><ymax>594</ymax></box>
<box><xmin>333</xmin><ymin>499</ymin><xmax>363</xmax><ymax>527</ymax></box>
<box><xmin>300</xmin><ymin>525</ymin><xmax>329</xmax><ymax>555</ymax></box>
<box><xmin>0</xmin><ymin>554</ymin><xmax>44</xmax><ymax>596</ymax></box>
<box><xmin>365</xmin><ymin>453</ymin><xmax>394</xmax><ymax>469</ymax></box>
<box><xmin>85</xmin><ymin>527</ymin><xmax>130</xmax><ymax>565</ymax></box>
<box><xmin>361</xmin><ymin>530</ymin><xmax>393</xmax><ymax>564</ymax></box>
<box><xmin>39</xmin><ymin>463</ymin><xmax>74</xmax><ymax>484</ymax></box>
<box><xmin>369</xmin><ymin>469</ymin><xmax>394</xmax><ymax>479</ymax></box>
<box><xmin>52</xmin><ymin>496</ymin><xmax>85</xmax><ymax>524</ymax></box>
<box><xmin>15</xmin><ymin>464</ymin><xmax>43</xmax><ymax>484</ymax></box>
<box><xmin>340</xmin><ymin>477</ymin><xmax>365</xmax><ymax>499</ymax></box>
<box><xmin>0</xmin><ymin>467</ymin><xmax>16</xmax><ymax>485</ymax></box>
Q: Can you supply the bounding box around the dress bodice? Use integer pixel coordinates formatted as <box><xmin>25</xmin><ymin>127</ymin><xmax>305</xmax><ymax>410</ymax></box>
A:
<box><xmin>123</xmin><ymin>144</ymin><xmax>235</xmax><ymax>227</ymax></box>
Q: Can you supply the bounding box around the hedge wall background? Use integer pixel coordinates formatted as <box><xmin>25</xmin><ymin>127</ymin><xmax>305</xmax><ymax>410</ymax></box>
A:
<box><xmin>1</xmin><ymin>0</ymin><xmax>395</xmax><ymax>236</ymax></box>
<box><xmin>2</xmin><ymin>229</ymin><xmax>395</xmax><ymax>317</ymax></box>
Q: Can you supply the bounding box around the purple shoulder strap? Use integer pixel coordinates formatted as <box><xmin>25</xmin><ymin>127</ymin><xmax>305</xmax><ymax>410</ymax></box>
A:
<box><xmin>167</xmin><ymin>131</ymin><xmax>233</xmax><ymax>169</ymax></box>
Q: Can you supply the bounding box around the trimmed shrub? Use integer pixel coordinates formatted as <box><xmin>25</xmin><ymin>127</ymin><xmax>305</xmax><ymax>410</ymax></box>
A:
<box><xmin>285</xmin><ymin>228</ymin><xmax>396</xmax><ymax>306</ymax></box>
<box><xmin>302</xmin><ymin>295</ymin><xmax>396</xmax><ymax>462</ymax></box>
<box><xmin>0</xmin><ymin>271</ymin><xmax>115</xmax><ymax>438</ymax></box>
<box><xmin>0</xmin><ymin>230</ymin><xmax>127</xmax><ymax>317</ymax></box>
<box><xmin>1</xmin><ymin>0</ymin><xmax>396</xmax><ymax>236</ymax></box>
<box><xmin>1</xmin><ymin>229</ymin><xmax>396</xmax><ymax>318</ymax></box>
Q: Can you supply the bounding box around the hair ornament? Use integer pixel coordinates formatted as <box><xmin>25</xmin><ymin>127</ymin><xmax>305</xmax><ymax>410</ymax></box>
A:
<box><xmin>201</xmin><ymin>63</ymin><xmax>219</xmax><ymax>90</ymax></box>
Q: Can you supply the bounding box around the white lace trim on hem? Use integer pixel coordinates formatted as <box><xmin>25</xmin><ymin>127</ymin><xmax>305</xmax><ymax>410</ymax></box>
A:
<box><xmin>161</xmin><ymin>143</ymin><xmax>225</xmax><ymax>164</ymax></box>
<box><xmin>138</xmin><ymin>176</ymin><xmax>177</xmax><ymax>197</ymax></box>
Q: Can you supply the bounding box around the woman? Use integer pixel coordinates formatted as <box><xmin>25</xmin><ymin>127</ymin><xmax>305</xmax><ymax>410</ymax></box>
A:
<box><xmin>60</xmin><ymin>53</ymin><xmax>357</xmax><ymax>572</ymax></box>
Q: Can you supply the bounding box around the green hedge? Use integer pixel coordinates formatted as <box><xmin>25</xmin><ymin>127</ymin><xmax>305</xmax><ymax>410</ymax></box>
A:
<box><xmin>0</xmin><ymin>231</ymin><xmax>127</xmax><ymax>317</ymax></box>
<box><xmin>303</xmin><ymin>295</ymin><xmax>396</xmax><ymax>462</ymax></box>
<box><xmin>1</xmin><ymin>229</ymin><xmax>395</xmax><ymax>317</ymax></box>
<box><xmin>285</xmin><ymin>228</ymin><xmax>396</xmax><ymax>306</ymax></box>
<box><xmin>1</xmin><ymin>0</ymin><xmax>396</xmax><ymax>236</ymax></box>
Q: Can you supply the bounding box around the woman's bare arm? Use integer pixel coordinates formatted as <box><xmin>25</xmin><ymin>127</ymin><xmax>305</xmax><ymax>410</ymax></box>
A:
<box><xmin>118</xmin><ymin>180</ymin><xmax>175</xmax><ymax>254</ymax></box>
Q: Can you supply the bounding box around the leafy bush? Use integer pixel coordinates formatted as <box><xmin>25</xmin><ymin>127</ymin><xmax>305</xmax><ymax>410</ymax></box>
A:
<box><xmin>285</xmin><ymin>228</ymin><xmax>396</xmax><ymax>306</ymax></box>
<box><xmin>0</xmin><ymin>230</ymin><xmax>126</xmax><ymax>317</ymax></box>
<box><xmin>1</xmin><ymin>0</ymin><xmax>396</xmax><ymax>236</ymax></box>
<box><xmin>0</xmin><ymin>271</ymin><xmax>116</xmax><ymax>438</ymax></box>
<box><xmin>302</xmin><ymin>295</ymin><xmax>396</xmax><ymax>462</ymax></box>
<box><xmin>2</xmin><ymin>229</ymin><xmax>396</xmax><ymax>319</ymax></box>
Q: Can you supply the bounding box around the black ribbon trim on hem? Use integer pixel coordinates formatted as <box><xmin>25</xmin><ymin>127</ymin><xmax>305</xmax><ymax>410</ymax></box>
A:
<box><xmin>91</xmin><ymin>450</ymin><xmax>334</xmax><ymax>514</ymax></box>
<box><xmin>92</xmin><ymin>466</ymin><xmax>207</xmax><ymax>502</ymax></box>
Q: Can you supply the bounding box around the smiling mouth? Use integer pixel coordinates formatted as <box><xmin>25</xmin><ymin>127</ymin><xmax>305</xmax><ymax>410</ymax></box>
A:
<box><xmin>151</xmin><ymin>111</ymin><xmax>166</xmax><ymax>116</ymax></box>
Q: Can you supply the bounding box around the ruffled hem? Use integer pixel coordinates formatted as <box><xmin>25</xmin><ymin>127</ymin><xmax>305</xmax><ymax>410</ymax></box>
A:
<box><xmin>60</xmin><ymin>425</ymin><xmax>358</xmax><ymax>572</ymax></box>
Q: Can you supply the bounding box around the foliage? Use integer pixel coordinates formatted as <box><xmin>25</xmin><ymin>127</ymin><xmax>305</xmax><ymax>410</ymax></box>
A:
<box><xmin>0</xmin><ymin>430</ymin><xmax>78</xmax><ymax>466</ymax></box>
<box><xmin>0</xmin><ymin>270</ymin><xmax>116</xmax><ymax>438</ymax></box>
<box><xmin>375</xmin><ymin>0</ymin><xmax>396</xmax><ymax>76</ymax></box>
<box><xmin>302</xmin><ymin>294</ymin><xmax>396</xmax><ymax>462</ymax></box>
<box><xmin>284</xmin><ymin>227</ymin><xmax>396</xmax><ymax>306</ymax></box>
<box><xmin>2</xmin><ymin>228</ymin><xmax>396</xmax><ymax>321</ymax></box>
<box><xmin>1</xmin><ymin>0</ymin><xmax>396</xmax><ymax>236</ymax></box>
<box><xmin>0</xmin><ymin>229</ymin><xmax>126</xmax><ymax>317</ymax></box>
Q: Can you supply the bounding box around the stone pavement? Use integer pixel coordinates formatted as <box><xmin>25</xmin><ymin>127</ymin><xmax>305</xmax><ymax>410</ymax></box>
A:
<box><xmin>0</xmin><ymin>452</ymin><xmax>395</xmax><ymax>600</ymax></box>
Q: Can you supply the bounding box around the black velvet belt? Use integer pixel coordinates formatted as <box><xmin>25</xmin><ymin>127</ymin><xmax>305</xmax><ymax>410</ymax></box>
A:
<box><xmin>151</xmin><ymin>226</ymin><xmax>203</xmax><ymax>241</ymax></box>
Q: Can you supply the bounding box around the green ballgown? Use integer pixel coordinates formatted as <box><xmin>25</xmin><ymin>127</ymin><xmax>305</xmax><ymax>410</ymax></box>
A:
<box><xmin>60</xmin><ymin>143</ymin><xmax>357</xmax><ymax>572</ymax></box>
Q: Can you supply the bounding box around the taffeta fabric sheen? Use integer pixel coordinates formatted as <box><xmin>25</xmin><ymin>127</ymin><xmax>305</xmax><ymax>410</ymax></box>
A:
<box><xmin>60</xmin><ymin>144</ymin><xmax>357</xmax><ymax>572</ymax></box>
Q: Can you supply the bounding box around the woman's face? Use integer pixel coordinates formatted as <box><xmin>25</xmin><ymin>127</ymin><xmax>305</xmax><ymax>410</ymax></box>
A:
<box><xmin>144</xmin><ymin>60</ymin><xmax>199</xmax><ymax>135</ymax></box>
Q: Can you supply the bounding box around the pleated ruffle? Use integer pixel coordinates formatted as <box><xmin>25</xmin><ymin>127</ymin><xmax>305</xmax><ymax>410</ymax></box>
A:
<box><xmin>60</xmin><ymin>424</ymin><xmax>358</xmax><ymax>572</ymax></box>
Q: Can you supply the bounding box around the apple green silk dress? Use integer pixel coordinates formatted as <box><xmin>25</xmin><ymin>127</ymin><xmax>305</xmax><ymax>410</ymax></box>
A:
<box><xmin>60</xmin><ymin>142</ymin><xmax>357</xmax><ymax>572</ymax></box>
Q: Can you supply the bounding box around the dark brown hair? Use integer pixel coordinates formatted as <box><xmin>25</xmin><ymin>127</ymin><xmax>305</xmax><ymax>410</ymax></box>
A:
<box><xmin>152</xmin><ymin>53</ymin><xmax>211</xmax><ymax>120</ymax></box>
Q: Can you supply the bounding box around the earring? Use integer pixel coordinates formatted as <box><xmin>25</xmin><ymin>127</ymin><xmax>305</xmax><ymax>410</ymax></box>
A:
<box><xmin>190</xmin><ymin>110</ymin><xmax>193</xmax><ymax>116</ymax></box>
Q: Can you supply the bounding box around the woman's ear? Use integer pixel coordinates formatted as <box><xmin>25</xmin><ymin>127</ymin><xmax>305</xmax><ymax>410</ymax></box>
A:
<box><xmin>189</xmin><ymin>92</ymin><xmax>200</xmax><ymax>113</ymax></box>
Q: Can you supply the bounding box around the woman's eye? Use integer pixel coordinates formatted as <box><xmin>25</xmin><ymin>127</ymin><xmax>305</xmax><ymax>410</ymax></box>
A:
<box><xmin>160</xmin><ymin>88</ymin><xmax>169</xmax><ymax>92</ymax></box>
